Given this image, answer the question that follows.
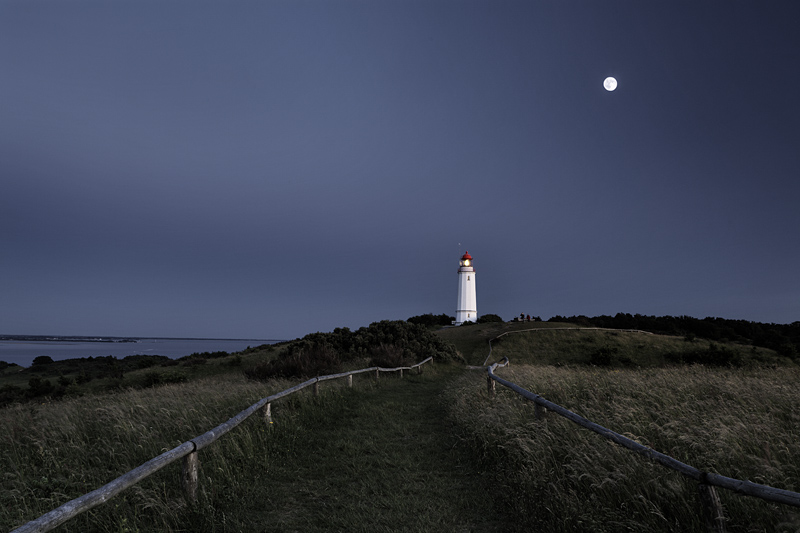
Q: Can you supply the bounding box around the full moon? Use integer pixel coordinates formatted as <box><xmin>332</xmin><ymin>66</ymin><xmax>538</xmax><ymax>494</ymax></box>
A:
<box><xmin>603</xmin><ymin>76</ymin><xmax>618</xmax><ymax>91</ymax></box>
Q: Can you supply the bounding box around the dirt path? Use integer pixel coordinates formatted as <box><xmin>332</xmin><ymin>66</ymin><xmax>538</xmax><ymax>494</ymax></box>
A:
<box><xmin>250</xmin><ymin>367</ymin><xmax>505</xmax><ymax>532</ymax></box>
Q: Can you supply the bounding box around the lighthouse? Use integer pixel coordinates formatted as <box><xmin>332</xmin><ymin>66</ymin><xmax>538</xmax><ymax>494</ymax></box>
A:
<box><xmin>455</xmin><ymin>251</ymin><xmax>477</xmax><ymax>325</ymax></box>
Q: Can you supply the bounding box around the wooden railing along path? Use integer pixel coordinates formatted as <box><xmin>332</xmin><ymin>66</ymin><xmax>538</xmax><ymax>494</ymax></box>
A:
<box><xmin>485</xmin><ymin>357</ymin><xmax>800</xmax><ymax>533</ymax></box>
<box><xmin>11</xmin><ymin>357</ymin><xmax>433</xmax><ymax>533</ymax></box>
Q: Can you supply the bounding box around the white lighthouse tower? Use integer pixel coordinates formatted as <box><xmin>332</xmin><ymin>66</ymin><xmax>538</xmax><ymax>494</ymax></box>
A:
<box><xmin>455</xmin><ymin>251</ymin><xmax>477</xmax><ymax>325</ymax></box>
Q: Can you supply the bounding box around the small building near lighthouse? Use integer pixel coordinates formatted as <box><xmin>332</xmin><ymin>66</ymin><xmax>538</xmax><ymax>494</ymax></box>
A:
<box><xmin>455</xmin><ymin>251</ymin><xmax>477</xmax><ymax>325</ymax></box>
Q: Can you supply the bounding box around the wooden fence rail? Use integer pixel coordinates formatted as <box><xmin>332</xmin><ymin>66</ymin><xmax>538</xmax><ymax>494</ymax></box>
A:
<box><xmin>10</xmin><ymin>357</ymin><xmax>433</xmax><ymax>533</ymax></box>
<box><xmin>485</xmin><ymin>358</ymin><xmax>800</xmax><ymax>532</ymax></box>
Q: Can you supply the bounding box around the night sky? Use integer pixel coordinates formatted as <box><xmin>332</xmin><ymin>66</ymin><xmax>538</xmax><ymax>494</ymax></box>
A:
<box><xmin>2</xmin><ymin>1</ymin><xmax>799</xmax><ymax>340</ymax></box>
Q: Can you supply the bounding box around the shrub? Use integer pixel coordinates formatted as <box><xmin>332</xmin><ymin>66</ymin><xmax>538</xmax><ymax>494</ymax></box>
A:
<box><xmin>665</xmin><ymin>343</ymin><xmax>742</xmax><ymax>367</ymax></box>
<box><xmin>32</xmin><ymin>356</ymin><xmax>54</xmax><ymax>366</ymax></box>
<box><xmin>477</xmin><ymin>313</ymin><xmax>504</xmax><ymax>323</ymax></box>
<box><xmin>589</xmin><ymin>346</ymin><xmax>618</xmax><ymax>366</ymax></box>
<box><xmin>27</xmin><ymin>376</ymin><xmax>54</xmax><ymax>397</ymax></box>
<box><xmin>0</xmin><ymin>384</ymin><xmax>24</xmax><ymax>406</ymax></box>
<box><xmin>244</xmin><ymin>343</ymin><xmax>340</xmax><ymax>381</ymax></box>
<box><xmin>369</xmin><ymin>343</ymin><xmax>413</xmax><ymax>368</ymax></box>
<box><xmin>136</xmin><ymin>358</ymin><xmax>158</xmax><ymax>369</ymax></box>
<box><xmin>142</xmin><ymin>371</ymin><xmax>163</xmax><ymax>388</ymax></box>
<box><xmin>407</xmin><ymin>313</ymin><xmax>455</xmax><ymax>327</ymax></box>
<box><xmin>244</xmin><ymin>320</ymin><xmax>462</xmax><ymax>383</ymax></box>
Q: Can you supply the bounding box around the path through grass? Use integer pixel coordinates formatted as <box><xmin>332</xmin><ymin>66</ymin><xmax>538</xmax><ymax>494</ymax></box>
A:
<box><xmin>193</xmin><ymin>366</ymin><xmax>505</xmax><ymax>532</ymax></box>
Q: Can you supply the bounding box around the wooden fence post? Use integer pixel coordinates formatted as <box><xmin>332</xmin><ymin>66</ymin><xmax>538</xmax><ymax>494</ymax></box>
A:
<box><xmin>487</xmin><ymin>376</ymin><xmax>496</xmax><ymax>398</ymax></box>
<box><xmin>182</xmin><ymin>450</ymin><xmax>199</xmax><ymax>504</ymax></box>
<box><xmin>375</xmin><ymin>368</ymin><xmax>379</xmax><ymax>381</ymax></box>
<box><xmin>534</xmin><ymin>402</ymin><xmax>547</xmax><ymax>421</ymax></box>
<box><xmin>313</xmin><ymin>380</ymin><xmax>319</xmax><ymax>396</ymax></box>
<box><xmin>347</xmin><ymin>374</ymin><xmax>353</xmax><ymax>388</ymax></box>
<box><xmin>418</xmin><ymin>364</ymin><xmax>423</xmax><ymax>375</ymax></box>
<box><xmin>400</xmin><ymin>368</ymin><xmax>404</xmax><ymax>379</ymax></box>
<box><xmin>261</xmin><ymin>402</ymin><xmax>273</xmax><ymax>427</ymax></box>
<box><xmin>699</xmin><ymin>475</ymin><xmax>728</xmax><ymax>533</ymax></box>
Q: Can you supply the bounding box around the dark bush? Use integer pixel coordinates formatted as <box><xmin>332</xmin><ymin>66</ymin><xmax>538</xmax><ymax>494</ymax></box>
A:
<box><xmin>32</xmin><ymin>356</ymin><xmax>54</xmax><ymax>366</ymax></box>
<box><xmin>477</xmin><ymin>313</ymin><xmax>504</xmax><ymax>323</ymax></box>
<box><xmin>136</xmin><ymin>358</ymin><xmax>158</xmax><ymax>369</ymax></box>
<box><xmin>244</xmin><ymin>319</ymin><xmax>462</xmax><ymax>382</ymax></box>
<box><xmin>27</xmin><ymin>376</ymin><xmax>54</xmax><ymax>397</ymax></box>
<box><xmin>244</xmin><ymin>343</ymin><xmax>340</xmax><ymax>381</ymax></box>
<box><xmin>369</xmin><ymin>343</ymin><xmax>413</xmax><ymax>368</ymax></box>
<box><xmin>142</xmin><ymin>371</ymin><xmax>163</xmax><ymax>388</ymax></box>
<box><xmin>589</xmin><ymin>347</ymin><xmax>618</xmax><ymax>366</ymax></box>
<box><xmin>0</xmin><ymin>384</ymin><xmax>24</xmax><ymax>407</ymax></box>
<box><xmin>180</xmin><ymin>351</ymin><xmax>230</xmax><ymax>362</ymax></box>
<box><xmin>162</xmin><ymin>371</ymin><xmax>188</xmax><ymax>384</ymax></box>
<box><xmin>407</xmin><ymin>313</ymin><xmax>455</xmax><ymax>327</ymax></box>
<box><xmin>102</xmin><ymin>358</ymin><xmax>124</xmax><ymax>379</ymax></box>
<box><xmin>665</xmin><ymin>343</ymin><xmax>742</xmax><ymax>367</ymax></box>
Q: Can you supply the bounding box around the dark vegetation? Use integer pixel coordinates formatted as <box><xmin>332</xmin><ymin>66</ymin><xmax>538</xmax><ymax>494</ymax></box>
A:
<box><xmin>406</xmin><ymin>312</ymin><xmax>455</xmax><ymax>327</ymax></box>
<box><xmin>244</xmin><ymin>320</ymin><xmax>461</xmax><ymax>381</ymax></box>
<box><xmin>0</xmin><ymin>350</ymin><xmax>244</xmax><ymax>407</ymax></box>
<box><xmin>549</xmin><ymin>313</ymin><xmax>800</xmax><ymax>359</ymax></box>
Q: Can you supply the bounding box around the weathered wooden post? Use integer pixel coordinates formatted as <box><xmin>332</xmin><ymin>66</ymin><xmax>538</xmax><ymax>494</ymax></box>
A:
<box><xmin>487</xmin><ymin>376</ymin><xmax>496</xmax><ymax>398</ymax></box>
<box><xmin>261</xmin><ymin>402</ymin><xmax>273</xmax><ymax>427</ymax></box>
<box><xmin>347</xmin><ymin>374</ymin><xmax>353</xmax><ymax>388</ymax></box>
<box><xmin>699</xmin><ymin>474</ymin><xmax>728</xmax><ymax>533</ymax></box>
<box><xmin>375</xmin><ymin>368</ymin><xmax>379</xmax><ymax>381</ymax></box>
<box><xmin>313</xmin><ymin>379</ymin><xmax>319</xmax><ymax>396</ymax></box>
<box><xmin>534</xmin><ymin>402</ymin><xmax>547</xmax><ymax>421</ymax></box>
<box><xmin>418</xmin><ymin>364</ymin><xmax>423</xmax><ymax>375</ymax></box>
<box><xmin>400</xmin><ymin>368</ymin><xmax>404</xmax><ymax>379</ymax></box>
<box><xmin>182</xmin><ymin>449</ymin><xmax>199</xmax><ymax>504</ymax></box>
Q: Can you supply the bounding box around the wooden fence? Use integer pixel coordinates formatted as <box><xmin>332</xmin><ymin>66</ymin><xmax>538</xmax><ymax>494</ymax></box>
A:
<box><xmin>10</xmin><ymin>357</ymin><xmax>433</xmax><ymax>533</ymax></box>
<box><xmin>485</xmin><ymin>357</ymin><xmax>800</xmax><ymax>533</ymax></box>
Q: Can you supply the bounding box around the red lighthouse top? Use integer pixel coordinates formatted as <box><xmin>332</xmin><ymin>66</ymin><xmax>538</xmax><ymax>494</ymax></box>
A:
<box><xmin>459</xmin><ymin>251</ymin><xmax>474</xmax><ymax>269</ymax></box>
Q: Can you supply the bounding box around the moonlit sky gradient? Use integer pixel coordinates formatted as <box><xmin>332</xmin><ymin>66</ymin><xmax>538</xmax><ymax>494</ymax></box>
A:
<box><xmin>2</xmin><ymin>1</ymin><xmax>799</xmax><ymax>340</ymax></box>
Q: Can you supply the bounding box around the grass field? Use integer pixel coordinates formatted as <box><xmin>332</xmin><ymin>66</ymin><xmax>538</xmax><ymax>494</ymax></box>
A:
<box><xmin>2</xmin><ymin>364</ymin><xmax>507</xmax><ymax>532</ymax></box>
<box><xmin>435</xmin><ymin>321</ymin><xmax>790</xmax><ymax>368</ymax></box>
<box><xmin>2</xmin><ymin>324</ymin><xmax>799</xmax><ymax>532</ymax></box>
<box><xmin>445</xmin><ymin>365</ymin><xmax>800</xmax><ymax>532</ymax></box>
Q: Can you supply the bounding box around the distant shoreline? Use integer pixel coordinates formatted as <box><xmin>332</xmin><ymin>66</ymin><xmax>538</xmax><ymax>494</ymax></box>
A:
<box><xmin>0</xmin><ymin>335</ymin><xmax>286</xmax><ymax>343</ymax></box>
<box><xmin>0</xmin><ymin>337</ymin><xmax>286</xmax><ymax>367</ymax></box>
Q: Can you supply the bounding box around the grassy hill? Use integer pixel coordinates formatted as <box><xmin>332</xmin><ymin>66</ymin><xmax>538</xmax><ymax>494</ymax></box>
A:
<box><xmin>435</xmin><ymin>321</ymin><xmax>792</xmax><ymax>368</ymax></box>
<box><xmin>2</xmin><ymin>319</ymin><xmax>799</xmax><ymax>531</ymax></box>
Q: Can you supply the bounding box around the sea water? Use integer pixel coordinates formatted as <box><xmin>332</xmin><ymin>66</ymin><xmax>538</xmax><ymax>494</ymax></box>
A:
<box><xmin>0</xmin><ymin>338</ymin><xmax>279</xmax><ymax>367</ymax></box>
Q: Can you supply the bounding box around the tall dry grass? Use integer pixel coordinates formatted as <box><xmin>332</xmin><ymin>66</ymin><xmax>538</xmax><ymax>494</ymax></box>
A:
<box><xmin>445</xmin><ymin>365</ymin><xmax>800</xmax><ymax>533</ymax></box>
<box><xmin>0</xmin><ymin>373</ymin><xmax>303</xmax><ymax>531</ymax></box>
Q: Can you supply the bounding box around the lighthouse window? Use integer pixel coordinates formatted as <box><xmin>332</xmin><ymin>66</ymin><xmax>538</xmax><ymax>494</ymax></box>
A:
<box><xmin>468</xmin><ymin>276</ymin><xmax>470</xmax><ymax>281</ymax></box>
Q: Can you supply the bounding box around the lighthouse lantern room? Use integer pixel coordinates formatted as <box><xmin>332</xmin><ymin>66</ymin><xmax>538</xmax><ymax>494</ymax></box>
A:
<box><xmin>455</xmin><ymin>251</ymin><xmax>477</xmax><ymax>325</ymax></box>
